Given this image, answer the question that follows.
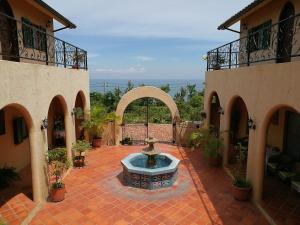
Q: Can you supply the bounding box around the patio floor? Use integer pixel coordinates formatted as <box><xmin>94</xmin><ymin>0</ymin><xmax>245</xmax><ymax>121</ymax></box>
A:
<box><xmin>2</xmin><ymin>144</ymin><xmax>270</xmax><ymax>225</ymax></box>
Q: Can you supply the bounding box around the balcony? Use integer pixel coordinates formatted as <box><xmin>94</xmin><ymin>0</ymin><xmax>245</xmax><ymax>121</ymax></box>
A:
<box><xmin>207</xmin><ymin>13</ymin><xmax>300</xmax><ymax>71</ymax></box>
<box><xmin>0</xmin><ymin>12</ymin><xmax>87</xmax><ymax>70</ymax></box>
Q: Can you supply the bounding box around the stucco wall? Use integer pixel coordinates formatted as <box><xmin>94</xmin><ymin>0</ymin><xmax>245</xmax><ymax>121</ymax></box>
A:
<box><xmin>0</xmin><ymin>59</ymin><xmax>90</xmax><ymax>202</ymax></box>
<box><xmin>204</xmin><ymin>60</ymin><xmax>300</xmax><ymax>202</ymax></box>
<box><xmin>0</xmin><ymin>107</ymin><xmax>31</xmax><ymax>171</ymax></box>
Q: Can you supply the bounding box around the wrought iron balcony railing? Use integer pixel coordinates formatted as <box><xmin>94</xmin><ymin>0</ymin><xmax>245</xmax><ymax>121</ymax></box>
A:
<box><xmin>207</xmin><ymin>13</ymin><xmax>300</xmax><ymax>71</ymax></box>
<box><xmin>0</xmin><ymin>12</ymin><xmax>87</xmax><ymax>70</ymax></box>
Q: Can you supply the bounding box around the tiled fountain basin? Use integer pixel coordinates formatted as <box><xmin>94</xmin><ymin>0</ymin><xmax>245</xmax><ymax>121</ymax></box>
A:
<box><xmin>121</xmin><ymin>153</ymin><xmax>180</xmax><ymax>190</ymax></box>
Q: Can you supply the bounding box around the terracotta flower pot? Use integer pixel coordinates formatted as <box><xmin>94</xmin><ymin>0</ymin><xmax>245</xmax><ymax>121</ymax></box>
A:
<box><xmin>208</xmin><ymin>156</ymin><xmax>222</xmax><ymax>167</ymax></box>
<box><xmin>51</xmin><ymin>186</ymin><xmax>66</xmax><ymax>202</ymax></box>
<box><xmin>92</xmin><ymin>138</ymin><xmax>102</xmax><ymax>148</ymax></box>
<box><xmin>232</xmin><ymin>185</ymin><xmax>252</xmax><ymax>201</ymax></box>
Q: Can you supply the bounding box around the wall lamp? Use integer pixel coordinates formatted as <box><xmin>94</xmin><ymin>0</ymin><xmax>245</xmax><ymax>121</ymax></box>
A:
<box><xmin>71</xmin><ymin>108</ymin><xmax>76</xmax><ymax>117</ymax></box>
<box><xmin>218</xmin><ymin>107</ymin><xmax>225</xmax><ymax>115</ymax></box>
<box><xmin>248</xmin><ymin>118</ymin><xmax>256</xmax><ymax>130</ymax></box>
<box><xmin>41</xmin><ymin>118</ymin><xmax>48</xmax><ymax>130</ymax></box>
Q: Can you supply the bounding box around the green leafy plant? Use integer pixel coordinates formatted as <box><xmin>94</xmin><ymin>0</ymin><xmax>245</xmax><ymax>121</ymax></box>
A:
<box><xmin>0</xmin><ymin>165</ymin><xmax>20</xmax><ymax>189</ymax></box>
<box><xmin>81</xmin><ymin>105</ymin><xmax>120</xmax><ymax>139</ymax></box>
<box><xmin>232</xmin><ymin>143</ymin><xmax>251</xmax><ymax>188</ymax></box>
<box><xmin>72</xmin><ymin>140</ymin><xmax>91</xmax><ymax>156</ymax></box>
<box><xmin>203</xmin><ymin>135</ymin><xmax>224</xmax><ymax>160</ymax></box>
<box><xmin>0</xmin><ymin>217</ymin><xmax>7</xmax><ymax>225</ymax></box>
<box><xmin>189</xmin><ymin>125</ymin><xmax>212</xmax><ymax>149</ymax></box>
<box><xmin>47</xmin><ymin>148</ymin><xmax>71</xmax><ymax>190</ymax></box>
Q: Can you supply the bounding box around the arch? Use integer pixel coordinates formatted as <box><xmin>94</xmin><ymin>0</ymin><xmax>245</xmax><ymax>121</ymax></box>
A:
<box><xmin>256</xmin><ymin>104</ymin><xmax>299</xmax><ymax>202</ymax></box>
<box><xmin>115</xmin><ymin>86</ymin><xmax>180</xmax><ymax>144</ymax></box>
<box><xmin>0</xmin><ymin>0</ymin><xmax>19</xmax><ymax>61</ymax></box>
<box><xmin>207</xmin><ymin>91</ymin><xmax>221</xmax><ymax>135</ymax></box>
<box><xmin>74</xmin><ymin>91</ymin><xmax>87</xmax><ymax>140</ymax></box>
<box><xmin>0</xmin><ymin>103</ymin><xmax>34</xmax><ymax>200</ymax></box>
<box><xmin>47</xmin><ymin>95</ymin><xmax>69</xmax><ymax>149</ymax></box>
<box><xmin>277</xmin><ymin>2</ymin><xmax>295</xmax><ymax>63</ymax></box>
<box><xmin>226</xmin><ymin>95</ymin><xmax>249</xmax><ymax>166</ymax></box>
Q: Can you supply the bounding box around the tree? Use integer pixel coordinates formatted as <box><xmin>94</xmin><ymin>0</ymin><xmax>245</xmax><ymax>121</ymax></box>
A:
<box><xmin>125</xmin><ymin>80</ymin><xmax>134</xmax><ymax>93</ymax></box>
<box><xmin>187</xmin><ymin>84</ymin><xmax>197</xmax><ymax>100</ymax></box>
<box><xmin>160</xmin><ymin>84</ymin><xmax>170</xmax><ymax>93</ymax></box>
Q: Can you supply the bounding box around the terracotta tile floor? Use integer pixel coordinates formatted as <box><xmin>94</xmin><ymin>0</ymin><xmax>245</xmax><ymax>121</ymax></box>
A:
<box><xmin>261</xmin><ymin>176</ymin><xmax>300</xmax><ymax>225</ymax></box>
<box><xmin>0</xmin><ymin>193</ymin><xmax>36</xmax><ymax>225</ymax></box>
<box><xmin>3</xmin><ymin>144</ymin><xmax>270</xmax><ymax>225</ymax></box>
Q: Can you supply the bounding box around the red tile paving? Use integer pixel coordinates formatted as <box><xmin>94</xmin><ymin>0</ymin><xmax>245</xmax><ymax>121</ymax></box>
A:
<box><xmin>0</xmin><ymin>193</ymin><xmax>36</xmax><ymax>225</ymax></box>
<box><xmin>28</xmin><ymin>144</ymin><xmax>269</xmax><ymax>225</ymax></box>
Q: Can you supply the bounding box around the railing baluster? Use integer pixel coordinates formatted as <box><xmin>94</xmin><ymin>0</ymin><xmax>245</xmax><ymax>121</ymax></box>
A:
<box><xmin>63</xmin><ymin>42</ymin><xmax>66</xmax><ymax>68</ymax></box>
<box><xmin>75</xmin><ymin>47</ymin><xmax>78</xmax><ymax>69</ymax></box>
<box><xmin>229</xmin><ymin>43</ymin><xmax>232</xmax><ymax>69</ymax></box>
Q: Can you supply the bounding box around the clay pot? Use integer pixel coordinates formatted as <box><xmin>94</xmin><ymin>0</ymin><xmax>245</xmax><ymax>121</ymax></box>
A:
<box><xmin>73</xmin><ymin>156</ymin><xmax>85</xmax><ymax>167</ymax></box>
<box><xmin>232</xmin><ymin>185</ymin><xmax>252</xmax><ymax>201</ymax></box>
<box><xmin>51</xmin><ymin>186</ymin><xmax>66</xmax><ymax>202</ymax></box>
<box><xmin>92</xmin><ymin>138</ymin><xmax>102</xmax><ymax>148</ymax></box>
<box><xmin>208</xmin><ymin>156</ymin><xmax>222</xmax><ymax>167</ymax></box>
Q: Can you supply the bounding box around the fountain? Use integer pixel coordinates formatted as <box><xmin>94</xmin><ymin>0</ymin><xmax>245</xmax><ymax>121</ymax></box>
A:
<box><xmin>121</xmin><ymin>137</ymin><xmax>180</xmax><ymax>189</ymax></box>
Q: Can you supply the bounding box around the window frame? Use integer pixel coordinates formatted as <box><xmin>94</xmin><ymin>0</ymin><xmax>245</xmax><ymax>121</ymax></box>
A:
<box><xmin>248</xmin><ymin>20</ymin><xmax>272</xmax><ymax>53</ymax></box>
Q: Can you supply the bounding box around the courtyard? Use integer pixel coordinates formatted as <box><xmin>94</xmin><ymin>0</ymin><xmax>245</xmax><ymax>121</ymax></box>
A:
<box><xmin>1</xmin><ymin>144</ymin><xmax>269</xmax><ymax>225</ymax></box>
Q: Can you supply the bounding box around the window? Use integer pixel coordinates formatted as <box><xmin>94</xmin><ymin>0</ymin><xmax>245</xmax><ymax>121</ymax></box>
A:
<box><xmin>248</xmin><ymin>20</ymin><xmax>272</xmax><ymax>52</ymax></box>
<box><xmin>22</xmin><ymin>18</ymin><xmax>47</xmax><ymax>52</ymax></box>
<box><xmin>13</xmin><ymin>117</ymin><xmax>28</xmax><ymax>145</ymax></box>
<box><xmin>0</xmin><ymin>110</ymin><xmax>5</xmax><ymax>135</ymax></box>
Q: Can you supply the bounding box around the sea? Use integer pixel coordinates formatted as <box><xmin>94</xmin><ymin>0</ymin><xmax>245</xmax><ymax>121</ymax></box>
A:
<box><xmin>90</xmin><ymin>79</ymin><xmax>204</xmax><ymax>97</ymax></box>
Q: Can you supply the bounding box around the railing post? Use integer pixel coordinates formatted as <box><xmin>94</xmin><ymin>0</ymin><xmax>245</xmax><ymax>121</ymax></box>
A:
<box><xmin>207</xmin><ymin>52</ymin><xmax>209</xmax><ymax>71</ymax></box>
<box><xmin>247</xmin><ymin>36</ymin><xmax>251</xmax><ymax>66</ymax></box>
<box><xmin>63</xmin><ymin>42</ymin><xmax>66</xmax><ymax>68</ymax></box>
<box><xmin>75</xmin><ymin>47</ymin><xmax>78</xmax><ymax>69</ymax></box>
<box><xmin>216</xmin><ymin>48</ymin><xmax>219</xmax><ymax>68</ymax></box>
<box><xmin>85</xmin><ymin>51</ymin><xmax>88</xmax><ymax>70</ymax></box>
<box><xmin>229</xmin><ymin>43</ymin><xmax>232</xmax><ymax>69</ymax></box>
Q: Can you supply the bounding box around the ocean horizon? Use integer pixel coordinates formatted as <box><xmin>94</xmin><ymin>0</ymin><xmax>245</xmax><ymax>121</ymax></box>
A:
<box><xmin>90</xmin><ymin>78</ymin><xmax>204</xmax><ymax>96</ymax></box>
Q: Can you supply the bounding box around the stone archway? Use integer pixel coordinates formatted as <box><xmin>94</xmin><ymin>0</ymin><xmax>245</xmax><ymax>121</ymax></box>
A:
<box><xmin>115</xmin><ymin>86</ymin><xmax>180</xmax><ymax>145</ymax></box>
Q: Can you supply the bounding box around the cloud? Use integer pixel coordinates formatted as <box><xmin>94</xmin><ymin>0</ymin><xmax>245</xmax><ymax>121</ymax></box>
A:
<box><xmin>134</xmin><ymin>56</ymin><xmax>155</xmax><ymax>62</ymax></box>
<box><xmin>94</xmin><ymin>65</ymin><xmax>146</xmax><ymax>74</ymax></box>
<box><xmin>46</xmin><ymin>0</ymin><xmax>249</xmax><ymax>40</ymax></box>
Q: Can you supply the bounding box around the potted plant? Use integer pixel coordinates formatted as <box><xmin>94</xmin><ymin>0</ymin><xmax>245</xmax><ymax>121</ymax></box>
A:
<box><xmin>72</xmin><ymin>52</ymin><xmax>85</xmax><ymax>69</ymax></box>
<box><xmin>0</xmin><ymin>165</ymin><xmax>20</xmax><ymax>189</ymax></box>
<box><xmin>47</xmin><ymin>147</ymin><xmax>71</xmax><ymax>202</ymax></box>
<box><xmin>81</xmin><ymin>105</ymin><xmax>119</xmax><ymax>147</ymax></box>
<box><xmin>232</xmin><ymin>143</ymin><xmax>252</xmax><ymax>201</ymax></box>
<box><xmin>189</xmin><ymin>125</ymin><xmax>223</xmax><ymax>166</ymax></box>
<box><xmin>203</xmin><ymin>135</ymin><xmax>223</xmax><ymax>166</ymax></box>
<box><xmin>72</xmin><ymin>140</ymin><xmax>91</xmax><ymax>167</ymax></box>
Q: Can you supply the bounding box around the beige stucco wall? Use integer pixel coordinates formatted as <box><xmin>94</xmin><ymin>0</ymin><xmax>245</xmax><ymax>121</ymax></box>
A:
<box><xmin>0</xmin><ymin>107</ymin><xmax>31</xmax><ymax>171</ymax></box>
<box><xmin>0</xmin><ymin>59</ymin><xmax>90</xmax><ymax>202</ymax></box>
<box><xmin>204</xmin><ymin>60</ymin><xmax>300</xmax><ymax>203</ymax></box>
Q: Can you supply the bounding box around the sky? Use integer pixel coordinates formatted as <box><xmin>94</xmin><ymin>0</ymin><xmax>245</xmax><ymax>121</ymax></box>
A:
<box><xmin>44</xmin><ymin>0</ymin><xmax>251</xmax><ymax>80</ymax></box>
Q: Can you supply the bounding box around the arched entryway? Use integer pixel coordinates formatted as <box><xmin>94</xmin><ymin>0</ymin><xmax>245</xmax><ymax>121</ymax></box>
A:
<box><xmin>0</xmin><ymin>0</ymin><xmax>19</xmax><ymax>62</ymax></box>
<box><xmin>122</xmin><ymin>97</ymin><xmax>173</xmax><ymax>144</ymax></box>
<box><xmin>74</xmin><ymin>91</ymin><xmax>87</xmax><ymax>141</ymax></box>
<box><xmin>0</xmin><ymin>104</ymin><xmax>33</xmax><ymax>201</ymax></box>
<box><xmin>208</xmin><ymin>92</ymin><xmax>221</xmax><ymax>136</ymax></box>
<box><xmin>259</xmin><ymin>105</ymin><xmax>300</xmax><ymax>224</ymax></box>
<box><xmin>115</xmin><ymin>86</ymin><xmax>180</xmax><ymax>145</ymax></box>
<box><xmin>277</xmin><ymin>2</ymin><xmax>295</xmax><ymax>63</ymax></box>
<box><xmin>47</xmin><ymin>96</ymin><xmax>68</xmax><ymax>149</ymax></box>
<box><xmin>227</xmin><ymin>96</ymin><xmax>249</xmax><ymax>173</ymax></box>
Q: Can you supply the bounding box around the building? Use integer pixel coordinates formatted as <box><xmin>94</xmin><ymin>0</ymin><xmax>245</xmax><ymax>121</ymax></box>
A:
<box><xmin>0</xmin><ymin>0</ymin><xmax>89</xmax><ymax>202</ymax></box>
<box><xmin>205</xmin><ymin>0</ymin><xmax>300</xmax><ymax>221</ymax></box>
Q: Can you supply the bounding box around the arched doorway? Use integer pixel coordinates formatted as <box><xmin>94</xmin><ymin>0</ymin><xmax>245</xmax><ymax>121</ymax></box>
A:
<box><xmin>47</xmin><ymin>96</ymin><xmax>68</xmax><ymax>149</ymax></box>
<box><xmin>261</xmin><ymin>106</ymin><xmax>300</xmax><ymax>224</ymax></box>
<box><xmin>277</xmin><ymin>2</ymin><xmax>295</xmax><ymax>63</ymax></box>
<box><xmin>116</xmin><ymin>86</ymin><xmax>180</xmax><ymax>145</ymax></box>
<box><xmin>74</xmin><ymin>91</ymin><xmax>86</xmax><ymax>141</ymax></box>
<box><xmin>209</xmin><ymin>92</ymin><xmax>221</xmax><ymax>136</ymax></box>
<box><xmin>0</xmin><ymin>104</ymin><xmax>33</xmax><ymax>200</ymax></box>
<box><xmin>228</xmin><ymin>97</ymin><xmax>249</xmax><ymax>173</ymax></box>
<box><xmin>122</xmin><ymin>97</ymin><xmax>173</xmax><ymax>145</ymax></box>
<box><xmin>0</xmin><ymin>0</ymin><xmax>19</xmax><ymax>62</ymax></box>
